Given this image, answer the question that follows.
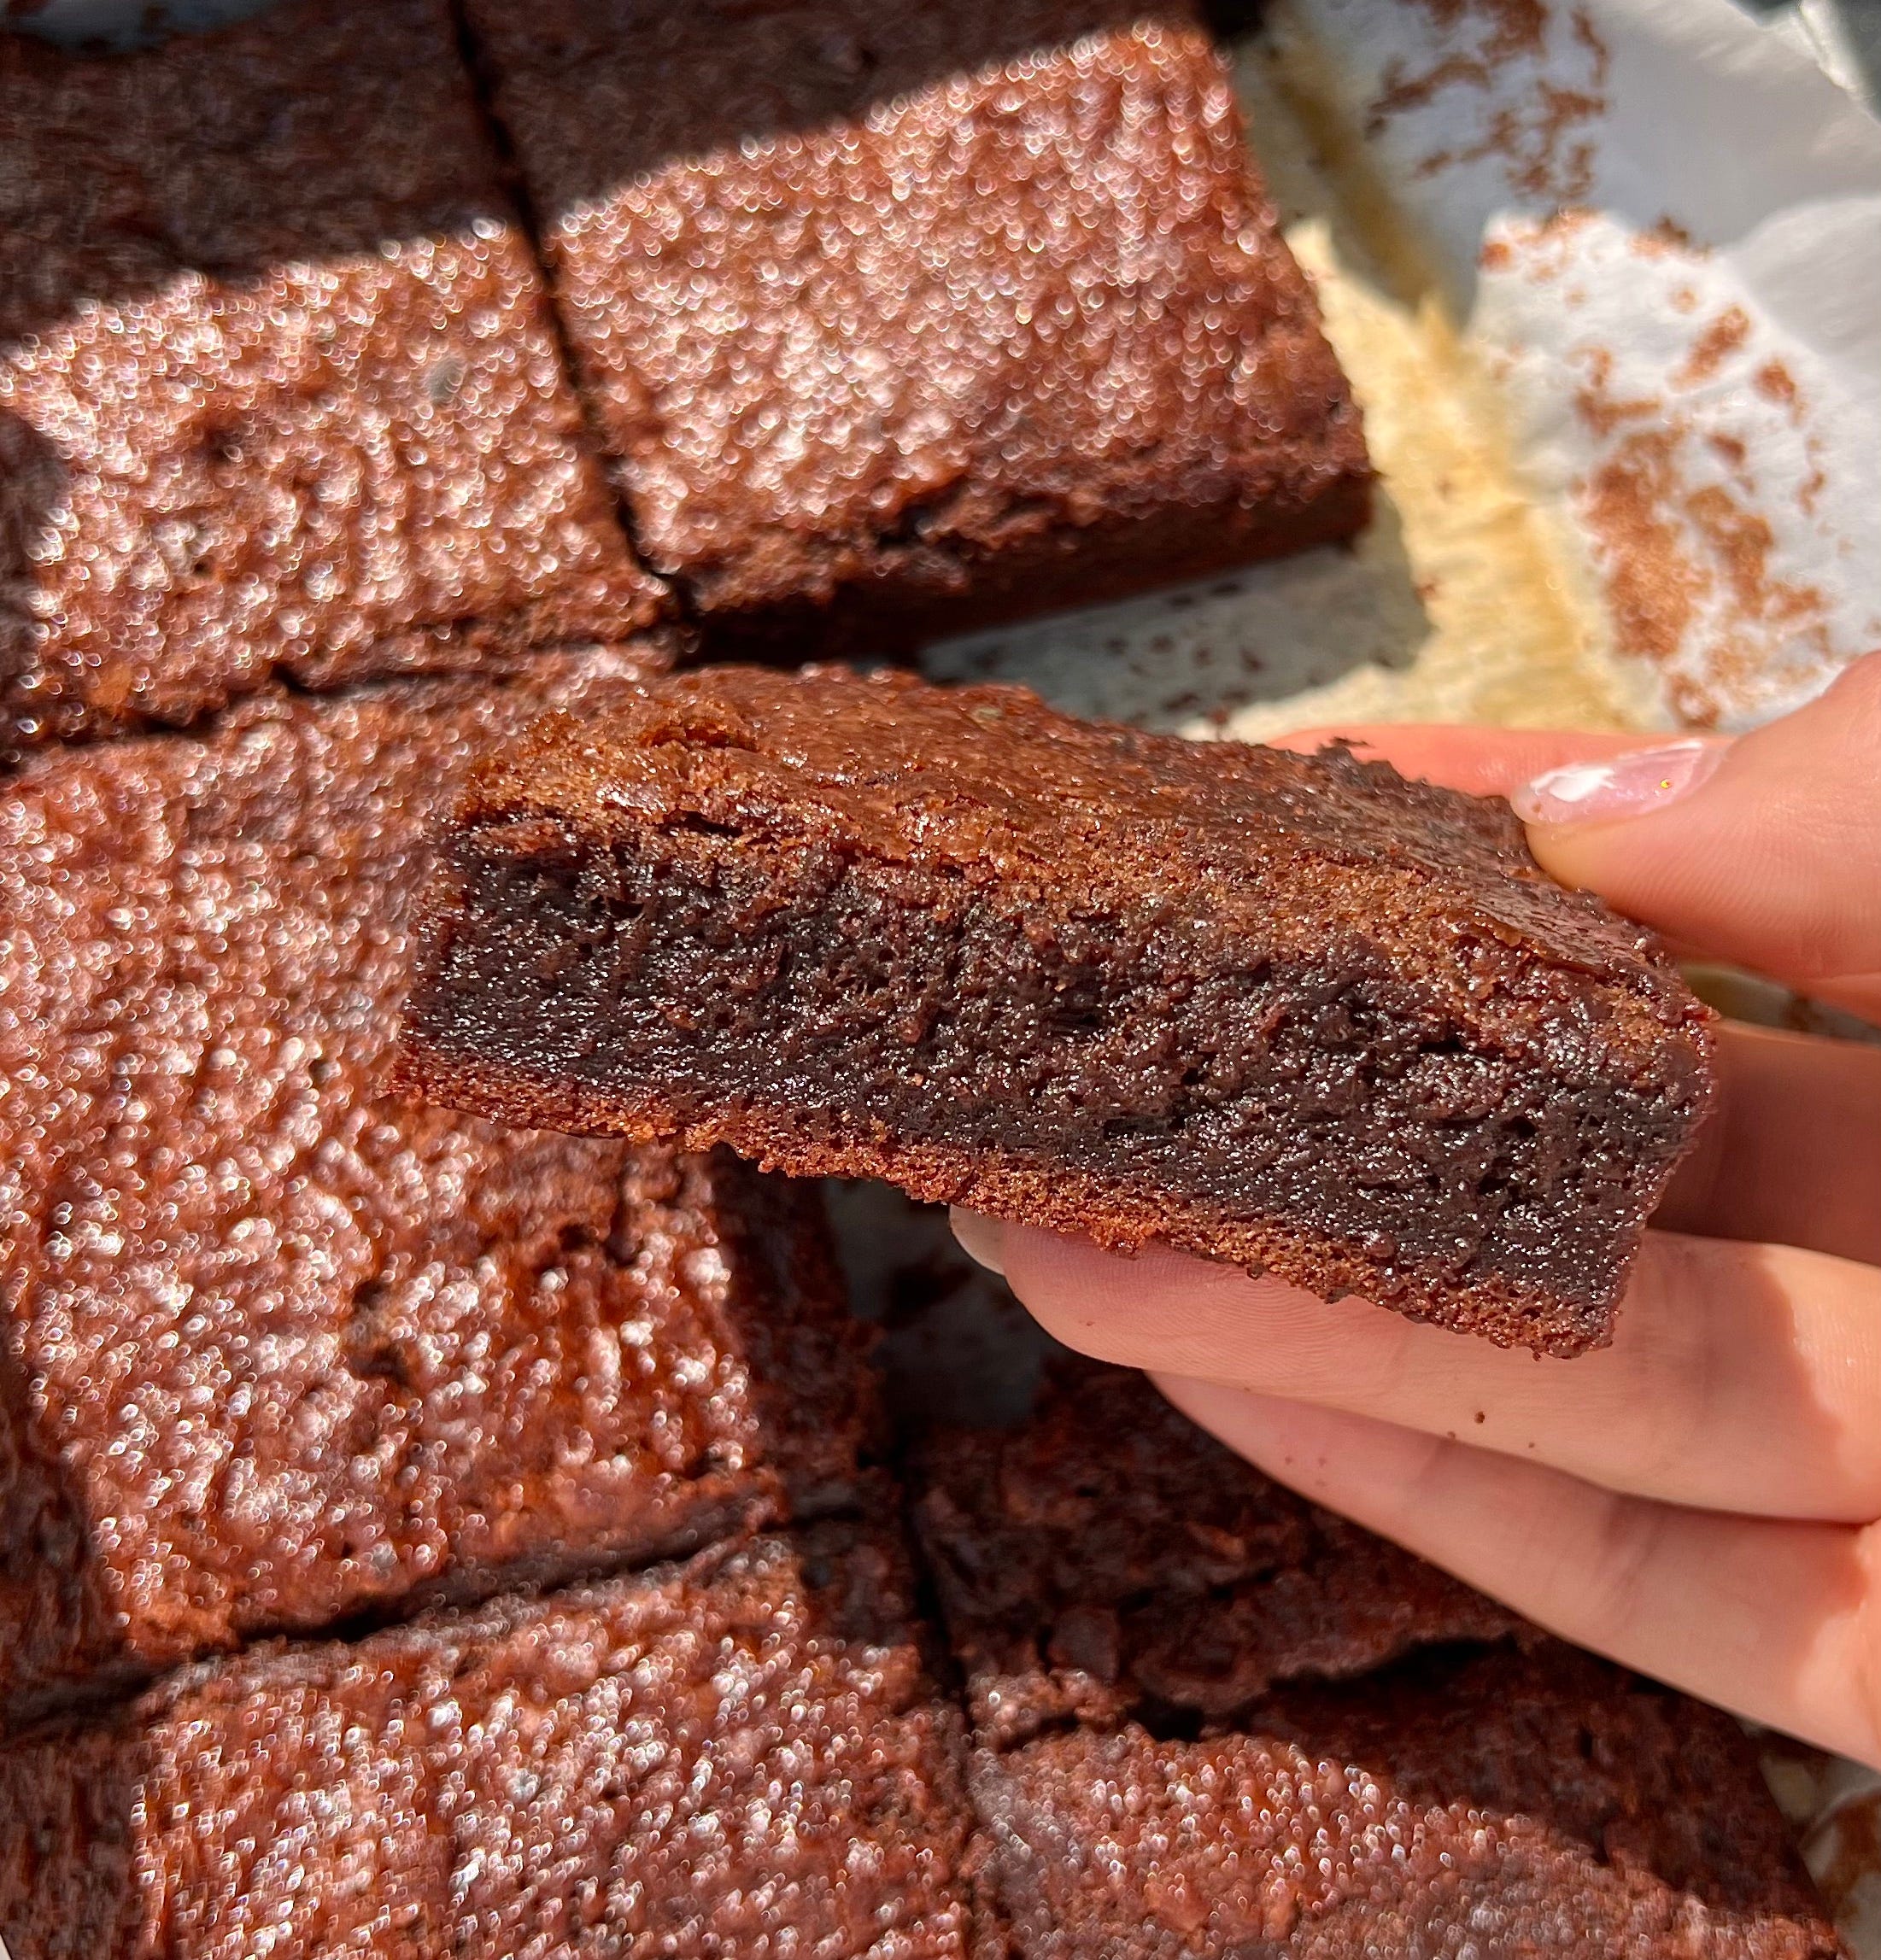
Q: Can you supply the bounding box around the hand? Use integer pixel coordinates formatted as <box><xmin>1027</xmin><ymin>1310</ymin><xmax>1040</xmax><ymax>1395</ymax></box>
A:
<box><xmin>952</xmin><ymin>650</ymin><xmax>1881</xmax><ymax>1770</ymax></box>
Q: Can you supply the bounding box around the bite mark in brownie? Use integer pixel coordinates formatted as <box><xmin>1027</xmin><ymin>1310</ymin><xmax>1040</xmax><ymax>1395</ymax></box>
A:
<box><xmin>396</xmin><ymin>666</ymin><xmax>1717</xmax><ymax>1353</ymax></box>
<box><xmin>908</xmin><ymin>1358</ymin><xmax>1840</xmax><ymax>1958</ymax></box>
<box><xmin>0</xmin><ymin>658</ymin><xmax>874</xmax><ymax>1724</ymax></box>
<box><xmin>460</xmin><ymin>0</ymin><xmax>1370</xmax><ymax>653</ymax></box>
<box><xmin>0</xmin><ymin>1520</ymin><xmax>987</xmax><ymax>1960</ymax></box>
<box><xmin>0</xmin><ymin>0</ymin><xmax>672</xmax><ymax>753</ymax></box>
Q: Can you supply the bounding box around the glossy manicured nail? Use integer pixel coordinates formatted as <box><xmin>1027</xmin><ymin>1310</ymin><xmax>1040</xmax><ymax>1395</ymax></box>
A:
<box><xmin>949</xmin><ymin>1208</ymin><xmax>1006</xmax><ymax>1275</ymax></box>
<box><xmin>1514</xmin><ymin>740</ymin><xmax>1726</xmax><ymax>826</ymax></box>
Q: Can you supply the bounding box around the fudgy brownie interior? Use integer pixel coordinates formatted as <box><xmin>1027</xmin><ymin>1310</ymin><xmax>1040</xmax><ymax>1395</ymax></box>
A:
<box><xmin>399</xmin><ymin>666</ymin><xmax>1715</xmax><ymax>1353</ymax></box>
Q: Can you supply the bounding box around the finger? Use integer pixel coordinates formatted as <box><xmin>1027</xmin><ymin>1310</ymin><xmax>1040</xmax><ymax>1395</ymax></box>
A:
<box><xmin>1513</xmin><ymin>655</ymin><xmax>1881</xmax><ymax>1015</ymax></box>
<box><xmin>974</xmin><ymin>1219</ymin><xmax>1881</xmax><ymax>1523</ymax></box>
<box><xmin>1269</xmin><ymin>723</ymin><xmax>1652</xmax><ymax>799</ymax></box>
<box><xmin>1155</xmin><ymin>1378</ymin><xmax>1881</xmax><ymax>1771</ymax></box>
<box><xmin>1658</xmin><ymin>1021</ymin><xmax>1881</xmax><ymax>1267</ymax></box>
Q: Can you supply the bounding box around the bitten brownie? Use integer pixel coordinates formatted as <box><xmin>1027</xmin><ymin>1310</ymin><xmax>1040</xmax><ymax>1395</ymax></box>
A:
<box><xmin>0</xmin><ymin>659</ymin><xmax>873</xmax><ymax>1724</ymax></box>
<box><xmin>911</xmin><ymin>1360</ymin><xmax>1842</xmax><ymax>1959</ymax></box>
<box><xmin>396</xmin><ymin>666</ymin><xmax>1716</xmax><ymax>1353</ymax></box>
<box><xmin>0</xmin><ymin>0</ymin><xmax>671</xmax><ymax>754</ymax></box>
<box><xmin>0</xmin><ymin>1521</ymin><xmax>987</xmax><ymax>1960</ymax></box>
<box><xmin>460</xmin><ymin>0</ymin><xmax>1370</xmax><ymax>653</ymax></box>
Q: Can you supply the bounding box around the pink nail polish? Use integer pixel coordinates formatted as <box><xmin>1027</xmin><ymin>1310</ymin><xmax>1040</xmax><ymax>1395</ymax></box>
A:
<box><xmin>1513</xmin><ymin>740</ymin><xmax>1725</xmax><ymax>826</ymax></box>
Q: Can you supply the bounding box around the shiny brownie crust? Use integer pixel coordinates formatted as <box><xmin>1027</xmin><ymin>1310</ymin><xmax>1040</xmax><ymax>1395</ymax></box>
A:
<box><xmin>0</xmin><ymin>1522</ymin><xmax>986</xmax><ymax>1960</ymax></box>
<box><xmin>0</xmin><ymin>658</ymin><xmax>872</xmax><ymax>1723</ymax></box>
<box><xmin>0</xmin><ymin>0</ymin><xmax>670</xmax><ymax>753</ymax></box>
<box><xmin>461</xmin><ymin>0</ymin><xmax>1369</xmax><ymax>652</ymax></box>
<box><xmin>911</xmin><ymin>1360</ymin><xmax>1839</xmax><ymax>1959</ymax></box>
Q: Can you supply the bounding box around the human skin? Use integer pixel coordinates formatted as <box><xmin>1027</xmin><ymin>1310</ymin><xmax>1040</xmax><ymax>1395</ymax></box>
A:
<box><xmin>952</xmin><ymin>649</ymin><xmax>1881</xmax><ymax>1770</ymax></box>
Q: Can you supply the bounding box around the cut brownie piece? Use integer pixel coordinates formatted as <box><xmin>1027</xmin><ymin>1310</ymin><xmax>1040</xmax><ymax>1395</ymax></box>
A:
<box><xmin>908</xmin><ymin>1358</ymin><xmax>1839</xmax><ymax>1958</ymax></box>
<box><xmin>396</xmin><ymin>665</ymin><xmax>1717</xmax><ymax>1353</ymax></box>
<box><xmin>460</xmin><ymin>0</ymin><xmax>1370</xmax><ymax>653</ymax></box>
<box><xmin>911</xmin><ymin>1357</ymin><xmax>1520</xmax><ymax>1749</ymax></box>
<box><xmin>0</xmin><ymin>658</ymin><xmax>873</xmax><ymax>1724</ymax></box>
<box><xmin>0</xmin><ymin>0</ymin><xmax>671</xmax><ymax>754</ymax></box>
<box><xmin>0</xmin><ymin>1520</ymin><xmax>988</xmax><ymax>1960</ymax></box>
<box><xmin>975</xmin><ymin>1645</ymin><xmax>1842</xmax><ymax>1959</ymax></box>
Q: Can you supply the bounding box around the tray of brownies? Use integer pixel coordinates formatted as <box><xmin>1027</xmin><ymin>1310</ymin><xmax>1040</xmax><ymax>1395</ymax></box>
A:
<box><xmin>1</xmin><ymin>0</ymin><xmax>1878</xmax><ymax>1954</ymax></box>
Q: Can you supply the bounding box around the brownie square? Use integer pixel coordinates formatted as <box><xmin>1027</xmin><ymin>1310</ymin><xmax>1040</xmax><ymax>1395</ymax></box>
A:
<box><xmin>396</xmin><ymin>666</ymin><xmax>1716</xmax><ymax>1354</ymax></box>
<box><xmin>0</xmin><ymin>659</ymin><xmax>874</xmax><ymax>1723</ymax></box>
<box><xmin>0</xmin><ymin>1520</ymin><xmax>987</xmax><ymax>1959</ymax></box>
<box><xmin>460</xmin><ymin>0</ymin><xmax>1370</xmax><ymax>653</ymax></box>
<box><xmin>910</xmin><ymin>1360</ymin><xmax>1839</xmax><ymax>1958</ymax></box>
<box><xmin>0</xmin><ymin>0</ymin><xmax>672</xmax><ymax>753</ymax></box>
<box><xmin>975</xmin><ymin>1647</ymin><xmax>1841</xmax><ymax>1959</ymax></box>
<box><xmin>911</xmin><ymin>1358</ymin><xmax>1520</xmax><ymax>1749</ymax></box>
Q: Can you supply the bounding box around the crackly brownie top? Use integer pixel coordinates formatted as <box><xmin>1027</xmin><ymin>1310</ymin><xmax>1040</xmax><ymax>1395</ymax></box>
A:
<box><xmin>465</xmin><ymin>0</ymin><xmax>1363</xmax><ymax>611</ymax></box>
<box><xmin>468</xmin><ymin>666</ymin><xmax>1703</xmax><ymax>1031</ymax></box>
<box><xmin>981</xmin><ymin>1642</ymin><xmax>1843</xmax><ymax>1957</ymax></box>
<box><xmin>913</xmin><ymin>1358</ymin><xmax>1519</xmax><ymax>1746</ymax></box>
<box><xmin>0</xmin><ymin>1523</ymin><xmax>979</xmax><ymax>1960</ymax></box>
<box><xmin>466</xmin><ymin>0</ymin><xmax>1202</xmax><ymax>190</ymax></box>
<box><xmin>0</xmin><ymin>659</ymin><xmax>869</xmax><ymax>1688</ymax></box>
<box><xmin>1</xmin><ymin>0</ymin><xmax>508</xmax><ymax>345</ymax></box>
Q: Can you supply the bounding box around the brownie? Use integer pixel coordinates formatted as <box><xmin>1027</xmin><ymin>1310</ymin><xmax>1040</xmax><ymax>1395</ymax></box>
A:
<box><xmin>0</xmin><ymin>659</ymin><xmax>874</xmax><ymax>1724</ymax></box>
<box><xmin>0</xmin><ymin>1519</ymin><xmax>988</xmax><ymax>1959</ymax></box>
<box><xmin>975</xmin><ymin>1645</ymin><xmax>1842</xmax><ymax>1958</ymax></box>
<box><xmin>0</xmin><ymin>0</ymin><xmax>672</xmax><ymax>754</ymax></box>
<box><xmin>396</xmin><ymin>666</ymin><xmax>1717</xmax><ymax>1353</ymax></box>
<box><xmin>912</xmin><ymin>1357</ymin><xmax>1520</xmax><ymax>1749</ymax></box>
<box><xmin>908</xmin><ymin>1359</ymin><xmax>1838</xmax><ymax>1958</ymax></box>
<box><xmin>460</xmin><ymin>0</ymin><xmax>1370</xmax><ymax>653</ymax></box>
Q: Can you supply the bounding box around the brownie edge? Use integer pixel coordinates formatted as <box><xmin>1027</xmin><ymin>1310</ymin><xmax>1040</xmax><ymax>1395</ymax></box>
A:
<box><xmin>462</xmin><ymin>0</ymin><xmax>1369</xmax><ymax>652</ymax></box>
<box><xmin>396</xmin><ymin>666</ymin><xmax>1716</xmax><ymax>1354</ymax></box>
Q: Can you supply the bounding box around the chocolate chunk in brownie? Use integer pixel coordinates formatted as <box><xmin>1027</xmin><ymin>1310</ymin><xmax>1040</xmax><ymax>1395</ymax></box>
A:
<box><xmin>905</xmin><ymin>1359</ymin><xmax>1837</xmax><ymax>1958</ymax></box>
<box><xmin>974</xmin><ymin>1643</ymin><xmax>1841</xmax><ymax>1959</ymax></box>
<box><xmin>460</xmin><ymin>0</ymin><xmax>1369</xmax><ymax>654</ymax></box>
<box><xmin>396</xmin><ymin>666</ymin><xmax>1716</xmax><ymax>1354</ymax></box>
<box><xmin>0</xmin><ymin>1519</ymin><xmax>988</xmax><ymax>1960</ymax></box>
<box><xmin>0</xmin><ymin>0</ymin><xmax>672</xmax><ymax>754</ymax></box>
<box><xmin>911</xmin><ymin>1357</ymin><xmax>1520</xmax><ymax>1748</ymax></box>
<box><xmin>0</xmin><ymin>659</ymin><xmax>874</xmax><ymax>1724</ymax></box>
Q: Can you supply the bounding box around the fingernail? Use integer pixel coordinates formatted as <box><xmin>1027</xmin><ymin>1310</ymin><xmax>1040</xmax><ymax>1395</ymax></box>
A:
<box><xmin>1513</xmin><ymin>740</ymin><xmax>1725</xmax><ymax>826</ymax></box>
<box><xmin>949</xmin><ymin>1208</ymin><xmax>1006</xmax><ymax>1276</ymax></box>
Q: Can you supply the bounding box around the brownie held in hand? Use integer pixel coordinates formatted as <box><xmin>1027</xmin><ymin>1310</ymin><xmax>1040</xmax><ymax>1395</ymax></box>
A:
<box><xmin>396</xmin><ymin>666</ymin><xmax>1716</xmax><ymax>1354</ymax></box>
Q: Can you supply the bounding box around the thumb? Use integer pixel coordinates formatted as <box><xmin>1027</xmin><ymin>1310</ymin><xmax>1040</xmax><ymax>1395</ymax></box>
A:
<box><xmin>1514</xmin><ymin>652</ymin><xmax>1881</xmax><ymax>1019</ymax></box>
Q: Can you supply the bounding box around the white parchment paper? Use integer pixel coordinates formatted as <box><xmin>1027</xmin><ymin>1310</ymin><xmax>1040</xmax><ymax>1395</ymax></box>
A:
<box><xmin>933</xmin><ymin>0</ymin><xmax>1881</xmax><ymax>734</ymax></box>
<box><xmin>1291</xmin><ymin>0</ymin><xmax>1881</xmax><ymax>728</ymax></box>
